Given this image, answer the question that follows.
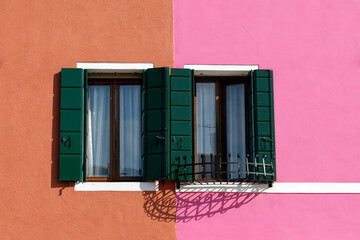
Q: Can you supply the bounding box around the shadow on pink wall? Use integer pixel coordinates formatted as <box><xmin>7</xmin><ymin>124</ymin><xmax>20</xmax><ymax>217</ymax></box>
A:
<box><xmin>177</xmin><ymin>192</ymin><xmax>259</xmax><ymax>222</ymax></box>
<box><xmin>143</xmin><ymin>185</ymin><xmax>260</xmax><ymax>223</ymax></box>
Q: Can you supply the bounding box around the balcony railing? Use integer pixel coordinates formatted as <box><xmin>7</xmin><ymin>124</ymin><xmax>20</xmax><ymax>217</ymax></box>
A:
<box><xmin>173</xmin><ymin>153</ymin><xmax>275</xmax><ymax>188</ymax></box>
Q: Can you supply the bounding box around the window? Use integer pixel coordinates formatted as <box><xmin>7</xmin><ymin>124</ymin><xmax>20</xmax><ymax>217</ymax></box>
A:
<box><xmin>187</xmin><ymin>65</ymin><xmax>276</xmax><ymax>183</ymax></box>
<box><xmin>87</xmin><ymin>75</ymin><xmax>142</xmax><ymax>181</ymax></box>
<box><xmin>195</xmin><ymin>77</ymin><xmax>248</xmax><ymax>180</ymax></box>
<box><xmin>59</xmin><ymin>65</ymin><xmax>276</xmax><ymax>186</ymax></box>
<box><xmin>59</xmin><ymin>65</ymin><xmax>170</xmax><ymax>183</ymax></box>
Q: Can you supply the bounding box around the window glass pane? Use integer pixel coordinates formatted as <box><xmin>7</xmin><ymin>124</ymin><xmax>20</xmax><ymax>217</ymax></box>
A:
<box><xmin>88</xmin><ymin>85</ymin><xmax>110</xmax><ymax>177</ymax></box>
<box><xmin>119</xmin><ymin>85</ymin><xmax>141</xmax><ymax>177</ymax></box>
<box><xmin>226</xmin><ymin>84</ymin><xmax>246</xmax><ymax>179</ymax></box>
<box><xmin>196</xmin><ymin>83</ymin><xmax>216</xmax><ymax>178</ymax></box>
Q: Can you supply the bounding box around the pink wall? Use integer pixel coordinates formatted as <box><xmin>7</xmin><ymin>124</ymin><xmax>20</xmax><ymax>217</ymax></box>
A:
<box><xmin>174</xmin><ymin>0</ymin><xmax>360</xmax><ymax>182</ymax></box>
<box><xmin>174</xmin><ymin>1</ymin><xmax>360</xmax><ymax>239</ymax></box>
<box><xmin>176</xmin><ymin>193</ymin><xmax>360</xmax><ymax>240</ymax></box>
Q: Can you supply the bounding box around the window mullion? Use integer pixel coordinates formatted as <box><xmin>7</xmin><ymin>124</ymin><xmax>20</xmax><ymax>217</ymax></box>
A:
<box><xmin>114</xmin><ymin>84</ymin><xmax>120</xmax><ymax>181</ymax></box>
<box><xmin>109</xmin><ymin>85</ymin><xmax>114</xmax><ymax>181</ymax></box>
<box><xmin>215</xmin><ymin>80</ymin><xmax>223</xmax><ymax>181</ymax></box>
<box><xmin>109</xmin><ymin>85</ymin><xmax>116</xmax><ymax>181</ymax></box>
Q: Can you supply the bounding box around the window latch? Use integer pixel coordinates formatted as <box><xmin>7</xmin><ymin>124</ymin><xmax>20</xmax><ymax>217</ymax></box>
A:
<box><xmin>61</xmin><ymin>134</ymin><xmax>71</xmax><ymax>150</ymax></box>
<box><xmin>155</xmin><ymin>135</ymin><xmax>166</xmax><ymax>148</ymax></box>
<box><xmin>260</xmin><ymin>137</ymin><xmax>271</xmax><ymax>150</ymax></box>
<box><xmin>155</xmin><ymin>135</ymin><xmax>165</xmax><ymax>142</ymax></box>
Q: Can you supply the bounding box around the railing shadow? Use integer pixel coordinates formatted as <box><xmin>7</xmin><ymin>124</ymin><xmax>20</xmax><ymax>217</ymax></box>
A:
<box><xmin>143</xmin><ymin>182</ymin><xmax>265</xmax><ymax>223</ymax></box>
<box><xmin>143</xmin><ymin>181</ymin><xmax>176</xmax><ymax>222</ymax></box>
<box><xmin>176</xmin><ymin>189</ymin><xmax>260</xmax><ymax>223</ymax></box>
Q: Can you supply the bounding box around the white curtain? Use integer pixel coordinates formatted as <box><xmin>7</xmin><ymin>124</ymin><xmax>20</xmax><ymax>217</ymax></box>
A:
<box><xmin>88</xmin><ymin>85</ymin><xmax>110</xmax><ymax>177</ymax></box>
<box><xmin>119</xmin><ymin>85</ymin><xmax>141</xmax><ymax>177</ymax></box>
<box><xmin>196</xmin><ymin>83</ymin><xmax>216</xmax><ymax>178</ymax></box>
<box><xmin>226</xmin><ymin>84</ymin><xmax>246</xmax><ymax>178</ymax></box>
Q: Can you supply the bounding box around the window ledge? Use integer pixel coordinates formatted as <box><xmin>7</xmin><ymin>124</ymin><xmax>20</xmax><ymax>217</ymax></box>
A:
<box><xmin>177</xmin><ymin>182</ymin><xmax>360</xmax><ymax>193</ymax></box>
<box><xmin>74</xmin><ymin>182</ymin><xmax>159</xmax><ymax>191</ymax></box>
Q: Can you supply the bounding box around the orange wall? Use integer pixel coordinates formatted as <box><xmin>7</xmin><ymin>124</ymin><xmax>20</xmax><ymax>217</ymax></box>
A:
<box><xmin>0</xmin><ymin>1</ymin><xmax>175</xmax><ymax>239</ymax></box>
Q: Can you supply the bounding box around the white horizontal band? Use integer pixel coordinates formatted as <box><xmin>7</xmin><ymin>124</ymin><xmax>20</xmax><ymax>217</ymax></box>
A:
<box><xmin>74</xmin><ymin>182</ymin><xmax>159</xmax><ymax>191</ymax></box>
<box><xmin>178</xmin><ymin>182</ymin><xmax>360</xmax><ymax>193</ymax></box>
<box><xmin>184</xmin><ymin>64</ymin><xmax>259</xmax><ymax>71</ymax></box>
<box><xmin>74</xmin><ymin>182</ymin><xmax>360</xmax><ymax>193</ymax></box>
<box><xmin>77</xmin><ymin>62</ymin><xmax>154</xmax><ymax>73</ymax></box>
<box><xmin>184</xmin><ymin>64</ymin><xmax>258</xmax><ymax>76</ymax></box>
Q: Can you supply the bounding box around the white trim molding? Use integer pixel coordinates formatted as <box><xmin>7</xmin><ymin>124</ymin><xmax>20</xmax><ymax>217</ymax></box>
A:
<box><xmin>74</xmin><ymin>182</ymin><xmax>159</xmax><ymax>192</ymax></box>
<box><xmin>184</xmin><ymin>64</ymin><xmax>258</xmax><ymax>77</ymax></box>
<box><xmin>75</xmin><ymin>62</ymin><xmax>156</xmax><ymax>192</ymax></box>
<box><xmin>178</xmin><ymin>182</ymin><xmax>360</xmax><ymax>193</ymax></box>
<box><xmin>77</xmin><ymin>62</ymin><xmax>154</xmax><ymax>73</ymax></box>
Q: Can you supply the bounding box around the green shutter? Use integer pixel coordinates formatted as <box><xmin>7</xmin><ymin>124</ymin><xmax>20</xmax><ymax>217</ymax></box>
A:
<box><xmin>59</xmin><ymin>68</ymin><xmax>85</xmax><ymax>181</ymax></box>
<box><xmin>248</xmin><ymin>69</ymin><xmax>276</xmax><ymax>181</ymax></box>
<box><xmin>169</xmin><ymin>68</ymin><xmax>194</xmax><ymax>181</ymax></box>
<box><xmin>142</xmin><ymin>67</ymin><xmax>170</xmax><ymax>181</ymax></box>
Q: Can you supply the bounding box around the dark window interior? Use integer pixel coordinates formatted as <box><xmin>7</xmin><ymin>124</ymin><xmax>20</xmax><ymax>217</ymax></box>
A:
<box><xmin>195</xmin><ymin>76</ymin><xmax>249</xmax><ymax>181</ymax></box>
<box><xmin>87</xmin><ymin>75</ymin><xmax>142</xmax><ymax>182</ymax></box>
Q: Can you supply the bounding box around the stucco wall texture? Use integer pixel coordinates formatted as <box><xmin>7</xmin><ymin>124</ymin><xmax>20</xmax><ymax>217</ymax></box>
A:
<box><xmin>174</xmin><ymin>0</ymin><xmax>360</xmax><ymax>182</ymax></box>
<box><xmin>2</xmin><ymin>0</ymin><xmax>360</xmax><ymax>239</ymax></box>
<box><xmin>174</xmin><ymin>0</ymin><xmax>360</xmax><ymax>239</ymax></box>
<box><xmin>0</xmin><ymin>1</ymin><xmax>175</xmax><ymax>239</ymax></box>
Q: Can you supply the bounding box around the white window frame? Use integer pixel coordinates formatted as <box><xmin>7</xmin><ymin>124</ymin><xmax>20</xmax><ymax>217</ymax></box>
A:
<box><xmin>184</xmin><ymin>64</ymin><xmax>259</xmax><ymax>76</ymax></box>
<box><xmin>74</xmin><ymin>62</ymin><xmax>158</xmax><ymax>191</ymax></box>
<box><xmin>183</xmin><ymin>64</ymin><xmax>260</xmax><ymax>192</ymax></box>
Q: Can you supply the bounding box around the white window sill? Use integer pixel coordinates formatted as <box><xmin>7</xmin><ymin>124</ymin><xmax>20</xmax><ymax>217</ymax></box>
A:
<box><xmin>177</xmin><ymin>182</ymin><xmax>360</xmax><ymax>193</ymax></box>
<box><xmin>74</xmin><ymin>182</ymin><xmax>159</xmax><ymax>191</ymax></box>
